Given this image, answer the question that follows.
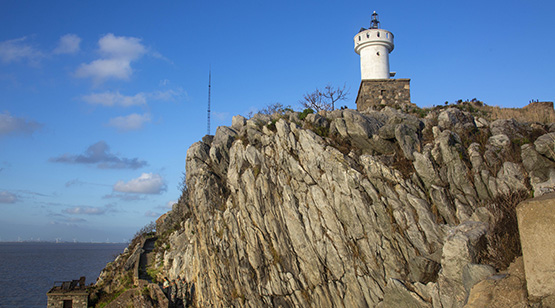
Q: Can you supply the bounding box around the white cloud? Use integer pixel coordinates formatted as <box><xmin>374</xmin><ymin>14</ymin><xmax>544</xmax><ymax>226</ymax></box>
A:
<box><xmin>107</xmin><ymin>113</ymin><xmax>151</xmax><ymax>131</ymax></box>
<box><xmin>65</xmin><ymin>179</ymin><xmax>83</xmax><ymax>187</ymax></box>
<box><xmin>98</xmin><ymin>33</ymin><xmax>146</xmax><ymax>60</ymax></box>
<box><xmin>145</xmin><ymin>210</ymin><xmax>161</xmax><ymax>217</ymax></box>
<box><xmin>102</xmin><ymin>193</ymin><xmax>145</xmax><ymax>201</ymax></box>
<box><xmin>75</xmin><ymin>33</ymin><xmax>147</xmax><ymax>83</ymax></box>
<box><xmin>113</xmin><ymin>173</ymin><xmax>166</xmax><ymax>194</ymax></box>
<box><xmin>213</xmin><ymin>111</ymin><xmax>230</xmax><ymax>121</ymax></box>
<box><xmin>0</xmin><ymin>111</ymin><xmax>42</xmax><ymax>136</ymax></box>
<box><xmin>0</xmin><ymin>191</ymin><xmax>18</xmax><ymax>203</ymax></box>
<box><xmin>63</xmin><ymin>217</ymin><xmax>87</xmax><ymax>223</ymax></box>
<box><xmin>75</xmin><ymin>58</ymin><xmax>133</xmax><ymax>82</ymax></box>
<box><xmin>81</xmin><ymin>91</ymin><xmax>147</xmax><ymax>107</ymax></box>
<box><xmin>149</xmin><ymin>88</ymin><xmax>186</xmax><ymax>101</ymax></box>
<box><xmin>53</xmin><ymin>34</ymin><xmax>81</xmax><ymax>55</ymax></box>
<box><xmin>81</xmin><ymin>88</ymin><xmax>185</xmax><ymax>110</ymax></box>
<box><xmin>0</xmin><ymin>37</ymin><xmax>43</xmax><ymax>65</ymax></box>
<box><xmin>49</xmin><ymin>140</ymin><xmax>147</xmax><ymax>169</ymax></box>
<box><xmin>165</xmin><ymin>200</ymin><xmax>177</xmax><ymax>209</ymax></box>
<box><xmin>63</xmin><ymin>206</ymin><xmax>107</xmax><ymax>215</ymax></box>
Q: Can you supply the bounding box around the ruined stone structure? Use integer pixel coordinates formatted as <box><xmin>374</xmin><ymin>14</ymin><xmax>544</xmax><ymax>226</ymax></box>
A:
<box><xmin>46</xmin><ymin>277</ymin><xmax>88</xmax><ymax>308</ymax></box>
<box><xmin>356</xmin><ymin>78</ymin><xmax>411</xmax><ymax>111</ymax></box>
<box><xmin>354</xmin><ymin>12</ymin><xmax>411</xmax><ymax>110</ymax></box>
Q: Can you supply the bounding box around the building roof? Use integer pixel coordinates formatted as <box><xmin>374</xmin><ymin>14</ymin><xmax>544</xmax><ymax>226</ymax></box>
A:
<box><xmin>47</xmin><ymin>276</ymin><xmax>89</xmax><ymax>295</ymax></box>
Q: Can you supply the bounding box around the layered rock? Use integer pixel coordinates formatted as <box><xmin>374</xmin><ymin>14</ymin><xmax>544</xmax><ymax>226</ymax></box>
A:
<box><xmin>151</xmin><ymin>106</ymin><xmax>555</xmax><ymax>307</ymax></box>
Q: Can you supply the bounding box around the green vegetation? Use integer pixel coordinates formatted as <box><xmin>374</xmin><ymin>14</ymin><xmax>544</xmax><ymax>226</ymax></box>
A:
<box><xmin>298</xmin><ymin>108</ymin><xmax>314</xmax><ymax>120</ymax></box>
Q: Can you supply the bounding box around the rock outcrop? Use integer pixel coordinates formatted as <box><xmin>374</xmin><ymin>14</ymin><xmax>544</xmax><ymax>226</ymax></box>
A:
<box><xmin>104</xmin><ymin>105</ymin><xmax>555</xmax><ymax>307</ymax></box>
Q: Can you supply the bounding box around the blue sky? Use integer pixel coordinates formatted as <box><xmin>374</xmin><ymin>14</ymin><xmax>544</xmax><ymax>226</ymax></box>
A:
<box><xmin>1</xmin><ymin>0</ymin><xmax>553</xmax><ymax>242</ymax></box>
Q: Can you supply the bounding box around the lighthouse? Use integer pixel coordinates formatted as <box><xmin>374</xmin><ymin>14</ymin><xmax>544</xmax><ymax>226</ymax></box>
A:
<box><xmin>354</xmin><ymin>11</ymin><xmax>395</xmax><ymax>80</ymax></box>
<box><xmin>354</xmin><ymin>12</ymin><xmax>411</xmax><ymax>111</ymax></box>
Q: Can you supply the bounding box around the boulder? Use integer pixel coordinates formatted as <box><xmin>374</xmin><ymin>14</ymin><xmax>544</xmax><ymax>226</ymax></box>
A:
<box><xmin>464</xmin><ymin>258</ymin><xmax>528</xmax><ymax>308</ymax></box>
<box><xmin>438</xmin><ymin>108</ymin><xmax>475</xmax><ymax>131</ymax></box>
<box><xmin>516</xmin><ymin>193</ymin><xmax>555</xmax><ymax>298</ymax></box>
<box><xmin>380</xmin><ymin>279</ymin><xmax>432</xmax><ymax>308</ymax></box>
<box><xmin>395</xmin><ymin>124</ymin><xmax>421</xmax><ymax>160</ymax></box>
<box><xmin>231</xmin><ymin>115</ymin><xmax>247</xmax><ymax>131</ymax></box>
<box><xmin>462</xmin><ymin>263</ymin><xmax>496</xmax><ymax>292</ymax></box>
<box><xmin>535</xmin><ymin>132</ymin><xmax>555</xmax><ymax>161</ymax></box>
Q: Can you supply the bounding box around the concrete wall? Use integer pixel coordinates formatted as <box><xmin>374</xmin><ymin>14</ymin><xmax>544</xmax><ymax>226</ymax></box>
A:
<box><xmin>517</xmin><ymin>192</ymin><xmax>555</xmax><ymax>298</ymax></box>
<box><xmin>355</xmin><ymin>79</ymin><xmax>411</xmax><ymax>111</ymax></box>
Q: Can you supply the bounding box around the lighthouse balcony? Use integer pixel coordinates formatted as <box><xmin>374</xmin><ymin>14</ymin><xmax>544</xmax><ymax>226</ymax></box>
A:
<box><xmin>354</xmin><ymin>29</ymin><xmax>394</xmax><ymax>50</ymax></box>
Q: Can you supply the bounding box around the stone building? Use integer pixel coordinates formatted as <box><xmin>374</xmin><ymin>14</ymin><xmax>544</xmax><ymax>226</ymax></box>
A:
<box><xmin>354</xmin><ymin>12</ymin><xmax>411</xmax><ymax>111</ymax></box>
<box><xmin>46</xmin><ymin>277</ymin><xmax>88</xmax><ymax>308</ymax></box>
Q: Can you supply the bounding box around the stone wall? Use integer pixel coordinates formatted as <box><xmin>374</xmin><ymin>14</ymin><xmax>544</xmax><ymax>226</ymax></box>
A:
<box><xmin>355</xmin><ymin>78</ymin><xmax>410</xmax><ymax>111</ymax></box>
<box><xmin>46</xmin><ymin>293</ymin><xmax>88</xmax><ymax>308</ymax></box>
<box><xmin>517</xmin><ymin>192</ymin><xmax>555</xmax><ymax>298</ymax></box>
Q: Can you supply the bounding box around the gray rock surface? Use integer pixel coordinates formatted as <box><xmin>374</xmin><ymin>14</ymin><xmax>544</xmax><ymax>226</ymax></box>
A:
<box><xmin>147</xmin><ymin>108</ymin><xmax>554</xmax><ymax>307</ymax></box>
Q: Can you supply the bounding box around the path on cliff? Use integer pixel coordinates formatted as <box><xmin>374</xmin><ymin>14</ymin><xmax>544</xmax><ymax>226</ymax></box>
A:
<box><xmin>138</xmin><ymin>237</ymin><xmax>157</xmax><ymax>282</ymax></box>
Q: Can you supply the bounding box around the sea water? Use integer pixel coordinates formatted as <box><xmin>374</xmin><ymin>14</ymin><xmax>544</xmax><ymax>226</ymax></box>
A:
<box><xmin>0</xmin><ymin>242</ymin><xmax>127</xmax><ymax>308</ymax></box>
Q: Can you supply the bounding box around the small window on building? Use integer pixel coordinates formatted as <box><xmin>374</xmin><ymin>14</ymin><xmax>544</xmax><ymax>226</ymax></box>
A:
<box><xmin>366</xmin><ymin>33</ymin><xmax>370</xmax><ymax>38</ymax></box>
<box><xmin>386</xmin><ymin>33</ymin><xmax>389</xmax><ymax>38</ymax></box>
<box><xmin>377</xmin><ymin>32</ymin><xmax>380</xmax><ymax>37</ymax></box>
<box><xmin>381</xmin><ymin>90</ymin><xmax>386</xmax><ymax>96</ymax></box>
<box><xmin>358</xmin><ymin>36</ymin><xmax>361</xmax><ymax>41</ymax></box>
<box><xmin>63</xmin><ymin>300</ymin><xmax>73</xmax><ymax>308</ymax></box>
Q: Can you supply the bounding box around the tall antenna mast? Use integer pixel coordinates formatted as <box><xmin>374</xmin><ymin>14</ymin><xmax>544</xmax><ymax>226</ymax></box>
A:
<box><xmin>207</xmin><ymin>67</ymin><xmax>211</xmax><ymax>135</ymax></box>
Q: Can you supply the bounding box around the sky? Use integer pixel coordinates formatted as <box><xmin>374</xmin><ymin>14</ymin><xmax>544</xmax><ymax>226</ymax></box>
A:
<box><xmin>1</xmin><ymin>0</ymin><xmax>554</xmax><ymax>242</ymax></box>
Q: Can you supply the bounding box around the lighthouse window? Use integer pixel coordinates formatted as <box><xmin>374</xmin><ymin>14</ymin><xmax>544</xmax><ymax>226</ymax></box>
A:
<box><xmin>366</xmin><ymin>33</ymin><xmax>370</xmax><ymax>38</ymax></box>
<box><xmin>386</xmin><ymin>33</ymin><xmax>389</xmax><ymax>38</ymax></box>
<box><xmin>377</xmin><ymin>32</ymin><xmax>380</xmax><ymax>37</ymax></box>
<box><xmin>358</xmin><ymin>36</ymin><xmax>361</xmax><ymax>41</ymax></box>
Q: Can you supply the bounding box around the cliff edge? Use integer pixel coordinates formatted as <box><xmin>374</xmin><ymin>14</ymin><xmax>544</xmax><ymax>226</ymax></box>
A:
<box><xmin>96</xmin><ymin>103</ymin><xmax>555</xmax><ymax>307</ymax></box>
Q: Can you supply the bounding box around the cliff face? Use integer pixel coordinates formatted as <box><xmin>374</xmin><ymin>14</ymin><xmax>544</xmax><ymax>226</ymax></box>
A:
<box><xmin>154</xmin><ymin>106</ymin><xmax>554</xmax><ymax>307</ymax></box>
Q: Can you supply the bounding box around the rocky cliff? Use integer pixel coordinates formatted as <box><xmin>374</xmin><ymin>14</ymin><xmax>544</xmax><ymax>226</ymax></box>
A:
<box><xmin>99</xmin><ymin>103</ymin><xmax>555</xmax><ymax>307</ymax></box>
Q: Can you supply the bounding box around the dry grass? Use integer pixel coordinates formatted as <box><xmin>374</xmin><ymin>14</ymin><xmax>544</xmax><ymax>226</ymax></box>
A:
<box><xmin>479</xmin><ymin>190</ymin><xmax>530</xmax><ymax>270</ymax></box>
<box><xmin>410</xmin><ymin>100</ymin><xmax>555</xmax><ymax>124</ymax></box>
<box><xmin>483</xmin><ymin>102</ymin><xmax>555</xmax><ymax>123</ymax></box>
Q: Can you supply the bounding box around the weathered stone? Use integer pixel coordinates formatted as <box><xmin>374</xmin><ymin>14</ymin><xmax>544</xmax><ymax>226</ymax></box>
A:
<box><xmin>356</xmin><ymin>79</ymin><xmax>411</xmax><ymax>111</ymax></box>
<box><xmin>474</xmin><ymin>117</ymin><xmax>488</xmax><ymax>128</ymax></box>
<box><xmin>441</xmin><ymin>221</ymin><xmax>488</xmax><ymax>282</ymax></box>
<box><xmin>488</xmin><ymin>134</ymin><xmax>510</xmax><ymax>149</ymax></box>
<box><xmin>516</xmin><ymin>193</ymin><xmax>555</xmax><ymax>298</ymax></box>
<box><xmin>535</xmin><ymin>132</ymin><xmax>555</xmax><ymax>161</ymax></box>
<box><xmin>408</xmin><ymin>256</ymin><xmax>441</xmax><ymax>284</ymax></box>
<box><xmin>462</xmin><ymin>263</ymin><xmax>496</xmax><ymax>292</ymax></box>
<box><xmin>99</xmin><ymin>106</ymin><xmax>546</xmax><ymax>307</ymax></box>
<box><xmin>438</xmin><ymin>108</ymin><xmax>475</xmax><ymax>131</ymax></box>
<box><xmin>464</xmin><ymin>257</ymin><xmax>528</xmax><ymax>308</ymax></box>
<box><xmin>380</xmin><ymin>278</ymin><xmax>432</xmax><ymax>308</ymax></box>
<box><xmin>232</xmin><ymin>115</ymin><xmax>247</xmax><ymax>131</ymax></box>
<box><xmin>541</xmin><ymin>295</ymin><xmax>555</xmax><ymax>308</ymax></box>
<box><xmin>395</xmin><ymin>123</ymin><xmax>421</xmax><ymax>160</ymax></box>
<box><xmin>305</xmin><ymin>113</ymin><xmax>328</xmax><ymax>128</ymax></box>
<box><xmin>378</xmin><ymin>123</ymin><xmax>397</xmax><ymax>140</ymax></box>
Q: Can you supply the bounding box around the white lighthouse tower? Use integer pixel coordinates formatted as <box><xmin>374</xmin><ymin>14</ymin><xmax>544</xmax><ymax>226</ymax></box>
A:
<box><xmin>354</xmin><ymin>11</ymin><xmax>395</xmax><ymax>80</ymax></box>
<box><xmin>354</xmin><ymin>12</ymin><xmax>410</xmax><ymax>111</ymax></box>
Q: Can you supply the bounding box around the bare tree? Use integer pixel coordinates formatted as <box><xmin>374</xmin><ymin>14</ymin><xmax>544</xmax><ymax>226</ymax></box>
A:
<box><xmin>259</xmin><ymin>102</ymin><xmax>292</xmax><ymax>115</ymax></box>
<box><xmin>300</xmin><ymin>84</ymin><xmax>349</xmax><ymax>111</ymax></box>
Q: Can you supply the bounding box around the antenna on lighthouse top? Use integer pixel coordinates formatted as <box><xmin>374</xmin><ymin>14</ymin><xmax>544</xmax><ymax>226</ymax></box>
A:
<box><xmin>370</xmin><ymin>11</ymin><xmax>380</xmax><ymax>29</ymax></box>
<box><xmin>207</xmin><ymin>67</ymin><xmax>211</xmax><ymax>135</ymax></box>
